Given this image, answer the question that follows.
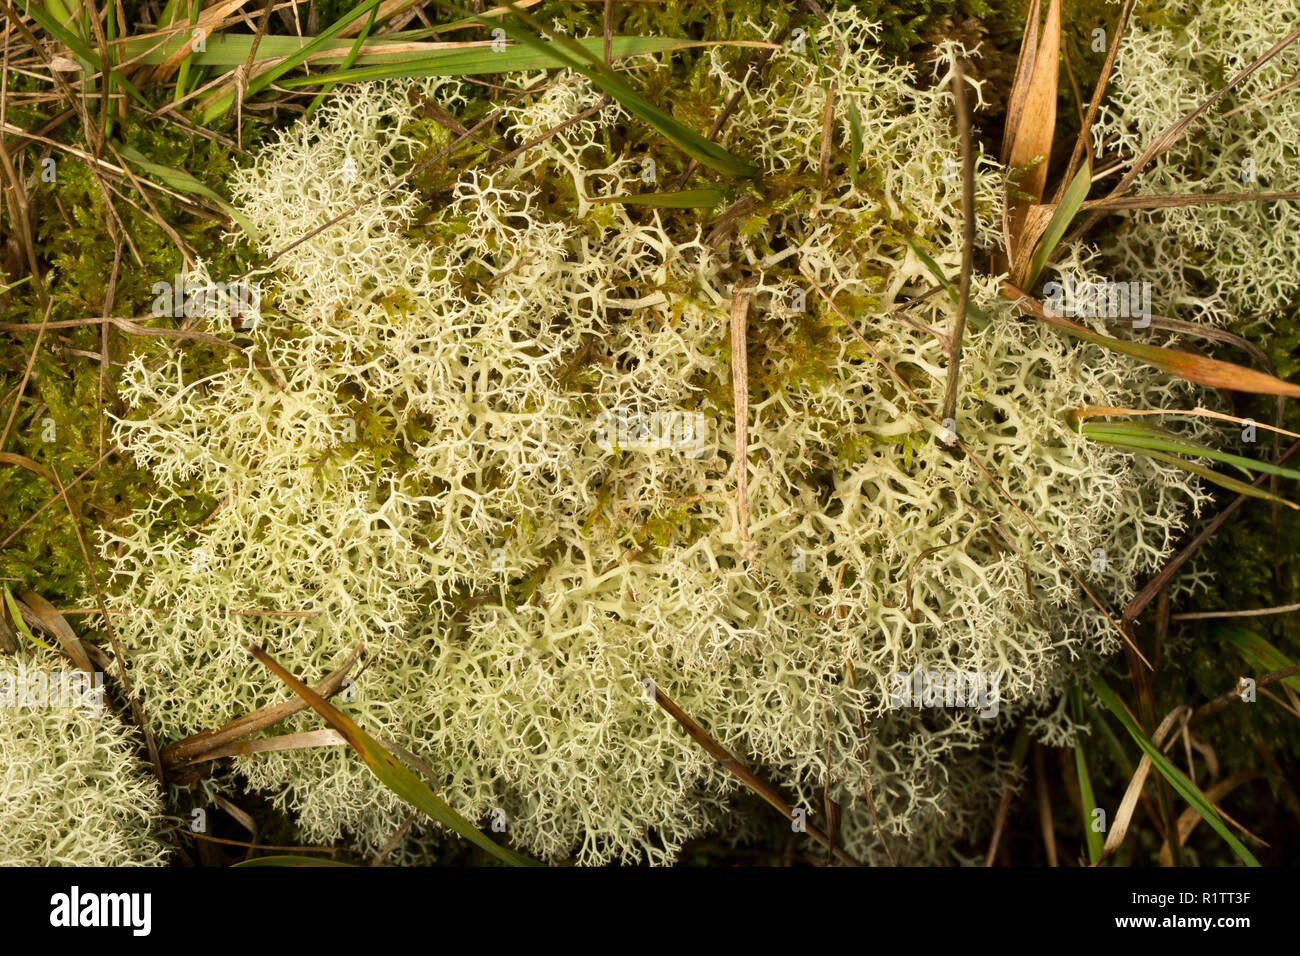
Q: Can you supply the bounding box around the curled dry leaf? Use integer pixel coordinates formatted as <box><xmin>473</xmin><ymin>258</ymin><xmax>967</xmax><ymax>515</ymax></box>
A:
<box><xmin>1001</xmin><ymin>0</ymin><xmax>1061</xmax><ymax>263</ymax></box>
<box><xmin>18</xmin><ymin>590</ymin><xmax>94</xmax><ymax>674</ymax></box>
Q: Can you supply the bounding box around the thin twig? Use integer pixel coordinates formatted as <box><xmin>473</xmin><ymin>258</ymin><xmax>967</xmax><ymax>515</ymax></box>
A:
<box><xmin>729</xmin><ymin>284</ymin><xmax>752</xmax><ymax>557</ymax></box>
<box><xmin>0</xmin><ymin>296</ymin><xmax>53</xmax><ymax>451</ymax></box>
<box><xmin>1173</xmin><ymin>603</ymin><xmax>1300</xmax><ymax>621</ymax></box>
<box><xmin>646</xmin><ymin>677</ymin><xmax>860</xmax><ymax>865</ymax></box>
<box><xmin>940</xmin><ymin>57</ymin><xmax>974</xmax><ymax>428</ymax></box>
<box><xmin>1189</xmin><ymin>666</ymin><xmax>1300</xmax><ymax>728</ymax></box>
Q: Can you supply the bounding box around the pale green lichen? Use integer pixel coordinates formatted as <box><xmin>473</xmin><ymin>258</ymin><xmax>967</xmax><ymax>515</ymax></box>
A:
<box><xmin>1091</xmin><ymin>0</ymin><xmax>1300</xmax><ymax>323</ymax></box>
<box><xmin>101</xmin><ymin>8</ymin><xmax>1211</xmax><ymax>864</ymax></box>
<box><xmin>0</xmin><ymin>648</ymin><xmax>170</xmax><ymax>866</ymax></box>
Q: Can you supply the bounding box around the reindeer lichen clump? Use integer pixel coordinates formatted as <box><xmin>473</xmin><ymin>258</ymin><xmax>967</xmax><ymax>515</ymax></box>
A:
<box><xmin>1092</xmin><ymin>0</ymin><xmax>1300</xmax><ymax>323</ymax></box>
<box><xmin>0</xmin><ymin>648</ymin><xmax>169</xmax><ymax>866</ymax></box>
<box><xmin>102</xmin><ymin>9</ymin><xmax>1209</xmax><ymax>863</ymax></box>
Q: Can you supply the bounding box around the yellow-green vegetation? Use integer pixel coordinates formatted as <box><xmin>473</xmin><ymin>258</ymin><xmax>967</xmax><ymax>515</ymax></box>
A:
<box><xmin>1</xmin><ymin>0</ymin><xmax>1298</xmax><ymax>869</ymax></box>
<box><xmin>0</xmin><ymin>647</ymin><xmax>169</xmax><ymax>866</ymax></box>
<box><xmin>97</xmin><ymin>9</ymin><xmax>1213</xmax><ymax>864</ymax></box>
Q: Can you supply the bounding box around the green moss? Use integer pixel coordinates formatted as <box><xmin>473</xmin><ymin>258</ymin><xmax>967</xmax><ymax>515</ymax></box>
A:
<box><xmin>0</xmin><ymin>109</ymin><xmax>253</xmax><ymax>627</ymax></box>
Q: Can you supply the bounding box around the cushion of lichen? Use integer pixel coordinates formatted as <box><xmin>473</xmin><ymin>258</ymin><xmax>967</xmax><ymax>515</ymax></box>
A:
<box><xmin>1091</xmin><ymin>0</ymin><xmax>1300</xmax><ymax>323</ymax></box>
<box><xmin>0</xmin><ymin>647</ymin><xmax>170</xmax><ymax>865</ymax></box>
<box><xmin>98</xmin><ymin>8</ymin><xmax>1213</xmax><ymax>864</ymax></box>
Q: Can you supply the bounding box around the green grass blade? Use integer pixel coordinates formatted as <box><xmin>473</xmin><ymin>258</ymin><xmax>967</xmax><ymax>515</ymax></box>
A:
<box><xmin>304</xmin><ymin>2</ymin><xmax>379</xmax><ymax>119</ymax></box>
<box><xmin>1081</xmin><ymin>422</ymin><xmax>1300</xmax><ymax>482</ymax></box>
<box><xmin>196</xmin><ymin>0</ymin><xmax>386</xmax><ymax>124</ymax></box>
<box><xmin>1111</xmin><ymin>443</ymin><xmax>1296</xmax><ymax>507</ymax></box>
<box><xmin>118</xmin><ymin>146</ymin><xmax>260</xmax><ymax>242</ymax></box>
<box><xmin>3</xmin><ymin>586</ymin><xmax>52</xmax><ymax>649</ymax></box>
<box><xmin>1091</xmin><ymin>676</ymin><xmax>1260</xmax><ymax>866</ymax></box>
<box><xmin>173</xmin><ymin>0</ymin><xmax>203</xmax><ymax>101</ymax></box>
<box><xmin>1026</xmin><ymin>157</ymin><xmax>1091</xmax><ymax>288</ymax></box>
<box><xmin>479</xmin><ymin>0</ymin><xmax>758</xmax><ymax>177</ymax></box>
<box><xmin>274</xmin><ymin>35</ymin><xmax>701</xmax><ymax>84</ymax></box>
<box><xmin>1070</xmin><ymin>686</ymin><xmax>1104</xmax><ymax>864</ymax></box>
<box><xmin>809</xmin><ymin>32</ymin><xmax>864</xmax><ymax>185</ymax></box>
<box><xmin>249</xmin><ymin>646</ymin><xmax>541</xmax><ymax>867</ymax></box>
<box><xmin>847</xmin><ymin>99</ymin><xmax>864</xmax><ymax>186</ymax></box>
<box><xmin>1216</xmin><ymin>623</ymin><xmax>1300</xmax><ymax>692</ymax></box>
<box><xmin>591</xmin><ymin>186</ymin><xmax>729</xmax><ymax>208</ymax></box>
<box><xmin>905</xmin><ymin>238</ymin><xmax>992</xmax><ymax>329</ymax></box>
<box><xmin>21</xmin><ymin>0</ymin><xmax>150</xmax><ymax>108</ymax></box>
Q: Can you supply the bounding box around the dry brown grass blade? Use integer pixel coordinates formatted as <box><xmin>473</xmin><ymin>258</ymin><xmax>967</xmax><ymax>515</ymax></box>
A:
<box><xmin>1002</xmin><ymin>0</ymin><xmax>1061</xmax><ymax>261</ymax></box>
<box><xmin>844</xmin><ymin>660</ymin><xmax>896</xmax><ymax>865</ymax></box>
<box><xmin>228</xmin><ymin>75</ymin><xmax>551</xmax><ymax>288</ymax></box>
<box><xmin>0</xmin><ymin>122</ymin><xmax>207</xmax><ymax>208</ymax></box>
<box><xmin>1223</xmin><ymin>73</ymin><xmax>1300</xmax><ymax>118</ymax></box>
<box><xmin>1253</xmin><ymin>734</ymin><xmax>1300</xmax><ymax>824</ymax></box>
<box><xmin>1054</xmin><ymin>0</ymin><xmax>1136</xmax><ymax>202</ymax></box>
<box><xmin>196</xmin><ymin>728</ymin><xmax>348</xmax><ymax>761</ymax></box>
<box><xmin>1081</xmin><ymin>191</ymin><xmax>1300</xmax><ymax>212</ymax></box>
<box><xmin>168</xmin><ymin>825</ymin><xmax>338</xmax><ymax>855</ymax></box>
<box><xmin>0</xmin><ymin>296</ymin><xmax>53</xmax><ymax>451</ymax></box>
<box><xmin>0</xmin><ymin>133</ymin><xmax>44</xmax><ymax>303</ymax></box>
<box><xmin>16</xmin><ymin>589</ymin><xmax>93</xmax><ymax>674</ymax></box>
<box><xmin>1105</xmin><ymin>314</ymin><xmax>1277</xmax><ymax>374</ymax></box>
<box><xmin>646</xmin><ymin>676</ymin><xmax>860</xmax><ymax>865</ymax></box>
<box><xmin>1124</xmin><ymin>440</ymin><xmax>1300</xmax><ymax>627</ymax></box>
<box><xmin>673</xmin><ymin>20</ymin><xmax>792</xmax><ymax>191</ymax></box>
<box><xmin>372</xmin><ymin>0</ymin><xmax>548</xmax><ymax>36</ymax></box>
<box><xmin>100</xmin><ymin>238</ymin><xmax>122</xmax><ymax>455</ymax></box>
<box><xmin>730</xmin><ymin>284</ymin><xmax>752</xmax><ymax>557</ymax></box>
<box><xmin>602</xmin><ymin>0</ymin><xmax>612</xmax><ymax>64</ymax></box>
<box><xmin>1000</xmin><ymin>0</ymin><xmax>1040</xmax><ymax>165</ymax></box>
<box><xmin>150</xmin><ymin>0</ymin><xmax>259</xmax><ymax>83</ymax></box>
<box><xmin>941</xmin><ymin>57</ymin><xmax>974</xmax><ymax>426</ymax></box>
<box><xmin>985</xmin><ymin>778</ymin><xmax>1016</xmax><ymax>866</ymax></box>
<box><xmin>229</xmin><ymin>0</ymin><xmax>278</xmax><ymax>143</ymax></box>
<box><xmin>1173</xmin><ymin>601</ymin><xmax>1300</xmax><ymax>621</ymax></box>
<box><xmin>213</xmin><ymin>792</ymin><xmax>258</xmax><ymax>862</ymax></box>
<box><xmin>821</xmin><ymin>714</ymin><xmax>840</xmax><ymax>866</ymax></box>
<box><xmin>412</xmin><ymin>88</ymin><xmax>498</xmax><ymax>153</ymax></box>
<box><xmin>482</xmin><ymin>94</ymin><xmax>609</xmax><ymax>172</ymax></box>
<box><xmin>162</xmin><ymin>642</ymin><xmax>364</xmax><ymax>768</ymax></box>
<box><xmin>0</xmin><ymin>314</ymin><xmax>286</xmax><ymax>387</ymax></box>
<box><xmin>1071</xmin><ymin>404</ymin><xmax>1300</xmax><ymax>441</ymax></box>
<box><xmin>1097</xmin><ymin>704</ymin><xmax>1189</xmax><ymax>864</ymax></box>
<box><xmin>1</xmin><ymin>1</ymin><xmax>161</xmax><ymax>268</ymax></box>
<box><xmin>1157</xmin><ymin>771</ymin><xmax>1263</xmax><ymax>866</ymax></box>
<box><xmin>1004</xmin><ymin>282</ymin><xmax>1300</xmax><ymax>397</ymax></box>
<box><xmin>107</xmin><ymin>316</ymin><xmax>281</xmax><ymax>386</ymax></box>
<box><xmin>0</xmin><ymin>449</ymin><xmax>62</xmax><ymax>493</ymax></box>
<box><xmin>1009</xmin><ymin>203</ymin><xmax>1055</xmax><ymax>288</ymax></box>
<box><xmin>818</xmin><ymin>77</ymin><xmax>835</xmax><ymax>191</ymax></box>
<box><xmin>1072</xmin><ymin>24</ymin><xmax>1300</xmax><ymax>243</ymax></box>
<box><xmin>0</xmin><ymin>610</ymin><xmax>18</xmax><ymax>653</ymax></box>
<box><xmin>372</xmin><ymin>812</ymin><xmax>417</xmax><ymax>866</ymax></box>
<box><xmin>1190</xmin><ymin>666</ymin><xmax>1300</xmax><ymax>728</ymax></box>
<box><xmin>13</xmin><ymin>450</ymin><xmax>166</xmax><ymax>781</ymax></box>
<box><xmin>1117</xmin><ymin>26</ymin><xmax>1300</xmax><ymax>197</ymax></box>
